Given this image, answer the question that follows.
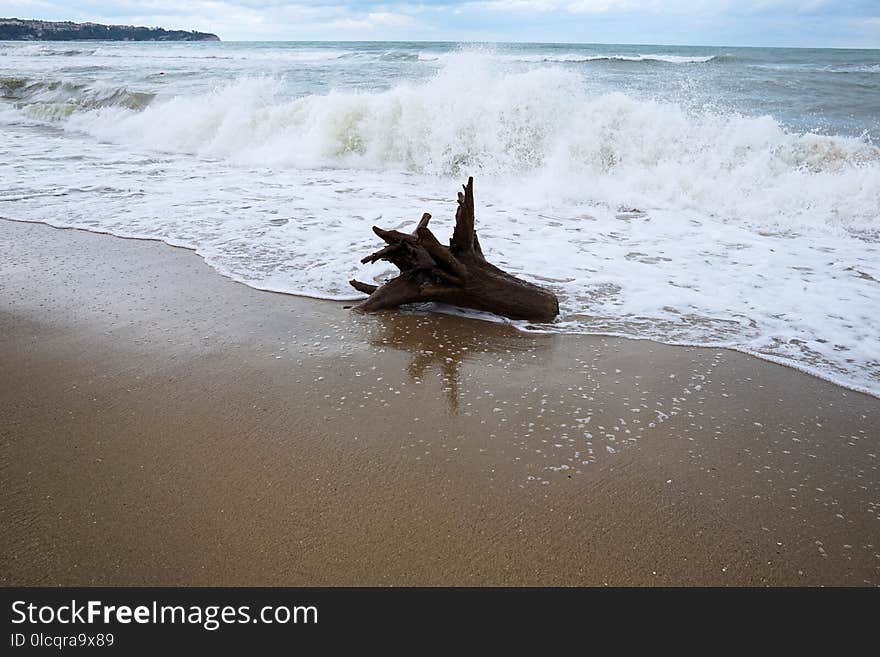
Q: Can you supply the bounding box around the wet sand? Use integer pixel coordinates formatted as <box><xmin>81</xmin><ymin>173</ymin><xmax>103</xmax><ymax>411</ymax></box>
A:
<box><xmin>1</xmin><ymin>219</ymin><xmax>878</xmax><ymax>586</ymax></box>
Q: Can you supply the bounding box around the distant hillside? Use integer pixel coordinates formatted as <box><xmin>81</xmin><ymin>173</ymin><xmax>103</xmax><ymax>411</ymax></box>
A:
<box><xmin>0</xmin><ymin>18</ymin><xmax>220</xmax><ymax>41</ymax></box>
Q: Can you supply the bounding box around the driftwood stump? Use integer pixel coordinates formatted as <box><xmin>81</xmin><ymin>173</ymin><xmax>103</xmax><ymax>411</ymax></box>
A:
<box><xmin>350</xmin><ymin>178</ymin><xmax>559</xmax><ymax>322</ymax></box>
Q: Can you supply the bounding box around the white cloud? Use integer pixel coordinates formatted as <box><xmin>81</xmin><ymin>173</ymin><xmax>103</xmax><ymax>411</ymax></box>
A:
<box><xmin>366</xmin><ymin>11</ymin><xmax>418</xmax><ymax>27</ymax></box>
<box><xmin>462</xmin><ymin>0</ymin><xmax>843</xmax><ymax>15</ymax></box>
<box><xmin>462</xmin><ymin>0</ymin><xmax>719</xmax><ymax>16</ymax></box>
<box><xmin>2</xmin><ymin>0</ymin><xmax>877</xmax><ymax>44</ymax></box>
<box><xmin>2</xmin><ymin>1</ymin><xmax>434</xmax><ymax>38</ymax></box>
<box><xmin>329</xmin><ymin>11</ymin><xmax>419</xmax><ymax>29</ymax></box>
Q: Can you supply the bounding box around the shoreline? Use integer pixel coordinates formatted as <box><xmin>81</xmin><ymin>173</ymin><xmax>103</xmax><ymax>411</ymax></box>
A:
<box><xmin>2</xmin><ymin>219</ymin><xmax>878</xmax><ymax>585</ymax></box>
<box><xmin>6</xmin><ymin>216</ymin><xmax>876</xmax><ymax>401</ymax></box>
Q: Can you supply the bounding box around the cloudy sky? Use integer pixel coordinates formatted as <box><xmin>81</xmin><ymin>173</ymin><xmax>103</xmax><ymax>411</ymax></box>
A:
<box><xmin>3</xmin><ymin>0</ymin><xmax>879</xmax><ymax>47</ymax></box>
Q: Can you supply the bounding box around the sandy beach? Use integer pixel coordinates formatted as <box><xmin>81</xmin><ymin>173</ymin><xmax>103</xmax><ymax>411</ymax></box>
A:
<box><xmin>1</xmin><ymin>218</ymin><xmax>877</xmax><ymax>586</ymax></box>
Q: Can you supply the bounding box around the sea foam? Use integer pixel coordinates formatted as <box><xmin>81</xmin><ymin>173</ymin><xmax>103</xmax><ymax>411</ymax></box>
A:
<box><xmin>2</xmin><ymin>49</ymin><xmax>879</xmax><ymax>397</ymax></box>
<box><xmin>61</xmin><ymin>54</ymin><xmax>879</xmax><ymax>229</ymax></box>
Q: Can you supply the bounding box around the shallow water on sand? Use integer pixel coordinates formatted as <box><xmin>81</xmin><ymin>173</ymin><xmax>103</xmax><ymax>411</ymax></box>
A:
<box><xmin>1</xmin><ymin>41</ymin><xmax>879</xmax><ymax>395</ymax></box>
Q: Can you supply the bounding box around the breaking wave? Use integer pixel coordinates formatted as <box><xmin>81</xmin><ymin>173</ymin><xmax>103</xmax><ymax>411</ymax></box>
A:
<box><xmin>2</xmin><ymin>51</ymin><xmax>879</xmax><ymax>396</ymax></box>
<box><xmin>513</xmin><ymin>53</ymin><xmax>718</xmax><ymax>64</ymax></box>
<box><xmin>1</xmin><ymin>76</ymin><xmax>154</xmax><ymax>120</ymax></box>
<box><xmin>30</xmin><ymin>52</ymin><xmax>878</xmax><ymax>230</ymax></box>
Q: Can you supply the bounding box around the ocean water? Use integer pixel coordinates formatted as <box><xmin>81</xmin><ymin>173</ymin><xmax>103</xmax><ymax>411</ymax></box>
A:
<box><xmin>1</xmin><ymin>40</ymin><xmax>879</xmax><ymax>396</ymax></box>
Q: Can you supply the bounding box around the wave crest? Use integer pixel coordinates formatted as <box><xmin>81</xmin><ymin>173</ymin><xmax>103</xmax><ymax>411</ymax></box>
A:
<box><xmin>1</xmin><ymin>76</ymin><xmax>154</xmax><ymax>120</ymax></box>
<box><xmin>12</xmin><ymin>52</ymin><xmax>877</xmax><ymax>229</ymax></box>
<box><xmin>514</xmin><ymin>53</ymin><xmax>718</xmax><ymax>64</ymax></box>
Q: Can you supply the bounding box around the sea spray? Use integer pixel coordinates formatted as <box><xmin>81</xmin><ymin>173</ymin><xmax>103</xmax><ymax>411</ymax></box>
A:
<box><xmin>50</xmin><ymin>54</ymin><xmax>878</xmax><ymax>230</ymax></box>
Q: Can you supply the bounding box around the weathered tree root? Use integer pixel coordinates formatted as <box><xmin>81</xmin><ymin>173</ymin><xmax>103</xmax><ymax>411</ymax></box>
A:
<box><xmin>350</xmin><ymin>177</ymin><xmax>559</xmax><ymax>322</ymax></box>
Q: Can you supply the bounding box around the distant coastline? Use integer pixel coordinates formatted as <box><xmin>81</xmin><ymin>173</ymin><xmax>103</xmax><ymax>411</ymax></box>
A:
<box><xmin>0</xmin><ymin>18</ymin><xmax>219</xmax><ymax>41</ymax></box>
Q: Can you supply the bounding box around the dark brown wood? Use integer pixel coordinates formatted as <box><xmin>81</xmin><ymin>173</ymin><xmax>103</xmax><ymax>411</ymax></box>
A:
<box><xmin>350</xmin><ymin>177</ymin><xmax>559</xmax><ymax>322</ymax></box>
